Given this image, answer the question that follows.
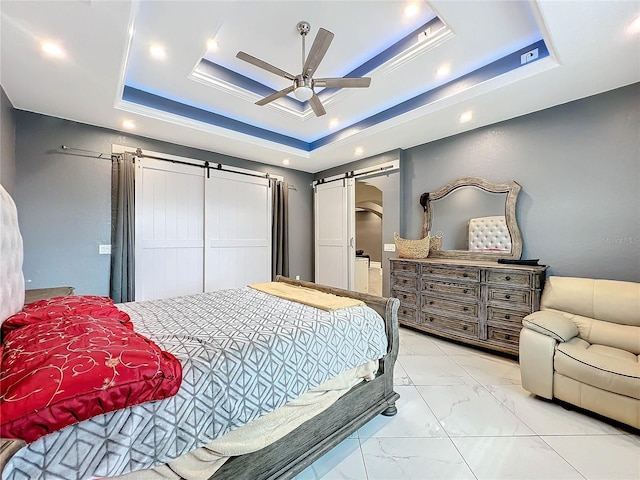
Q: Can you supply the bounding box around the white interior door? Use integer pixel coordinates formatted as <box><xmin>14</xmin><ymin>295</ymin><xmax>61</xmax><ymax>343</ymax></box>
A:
<box><xmin>135</xmin><ymin>158</ymin><xmax>205</xmax><ymax>301</ymax></box>
<box><xmin>205</xmin><ymin>170</ymin><xmax>272</xmax><ymax>291</ymax></box>
<box><xmin>314</xmin><ymin>179</ymin><xmax>355</xmax><ymax>289</ymax></box>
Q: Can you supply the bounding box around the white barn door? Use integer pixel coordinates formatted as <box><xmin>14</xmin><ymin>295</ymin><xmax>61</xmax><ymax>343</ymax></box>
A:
<box><xmin>135</xmin><ymin>158</ymin><xmax>205</xmax><ymax>301</ymax></box>
<box><xmin>314</xmin><ymin>179</ymin><xmax>355</xmax><ymax>289</ymax></box>
<box><xmin>205</xmin><ymin>170</ymin><xmax>272</xmax><ymax>291</ymax></box>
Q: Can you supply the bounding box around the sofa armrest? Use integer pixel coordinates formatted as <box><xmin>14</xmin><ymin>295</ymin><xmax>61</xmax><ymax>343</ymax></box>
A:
<box><xmin>522</xmin><ymin>310</ymin><xmax>579</xmax><ymax>343</ymax></box>
<box><xmin>519</xmin><ymin>328</ymin><xmax>557</xmax><ymax>399</ymax></box>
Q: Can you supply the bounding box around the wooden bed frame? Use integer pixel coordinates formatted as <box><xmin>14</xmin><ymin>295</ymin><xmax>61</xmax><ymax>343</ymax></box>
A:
<box><xmin>208</xmin><ymin>275</ymin><xmax>400</xmax><ymax>480</ymax></box>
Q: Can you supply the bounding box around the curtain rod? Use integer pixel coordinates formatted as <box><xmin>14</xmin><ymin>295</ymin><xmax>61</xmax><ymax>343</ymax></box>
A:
<box><xmin>62</xmin><ymin>145</ymin><xmax>288</xmax><ymax>184</ymax></box>
<box><xmin>60</xmin><ymin>145</ymin><xmax>113</xmax><ymax>159</ymax></box>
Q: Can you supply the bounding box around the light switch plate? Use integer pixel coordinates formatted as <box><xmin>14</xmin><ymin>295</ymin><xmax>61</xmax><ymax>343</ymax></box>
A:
<box><xmin>383</xmin><ymin>243</ymin><xmax>396</xmax><ymax>252</ymax></box>
<box><xmin>99</xmin><ymin>244</ymin><xmax>111</xmax><ymax>255</ymax></box>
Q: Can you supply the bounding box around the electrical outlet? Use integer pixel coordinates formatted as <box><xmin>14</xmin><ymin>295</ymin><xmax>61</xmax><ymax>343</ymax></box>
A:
<box><xmin>99</xmin><ymin>244</ymin><xmax>111</xmax><ymax>255</ymax></box>
<box><xmin>383</xmin><ymin>243</ymin><xmax>396</xmax><ymax>252</ymax></box>
<box><xmin>520</xmin><ymin>48</ymin><xmax>539</xmax><ymax>65</ymax></box>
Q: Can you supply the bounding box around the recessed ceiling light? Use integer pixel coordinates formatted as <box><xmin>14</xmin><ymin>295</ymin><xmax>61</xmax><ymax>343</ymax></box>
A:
<box><xmin>282</xmin><ymin>158</ymin><xmax>290</xmax><ymax>165</ymax></box>
<box><xmin>122</xmin><ymin>120</ymin><xmax>135</xmax><ymax>130</ymax></box>
<box><xmin>404</xmin><ymin>3</ymin><xmax>419</xmax><ymax>17</ymax></box>
<box><xmin>435</xmin><ymin>64</ymin><xmax>451</xmax><ymax>77</ymax></box>
<box><xmin>329</xmin><ymin>118</ymin><xmax>339</xmax><ymax>128</ymax></box>
<box><xmin>149</xmin><ymin>44</ymin><xmax>166</xmax><ymax>60</ymax></box>
<box><xmin>627</xmin><ymin>13</ymin><xmax>640</xmax><ymax>35</ymax></box>
<box><xmin>459</xmin><ymin>111</ymin><xmax>473</xmax><ymax>123</ymax></box>
<box><xmin>40</xmin><ymin>41</ymin><xmax>66</xmax><ymax>59</ymax></box>
<box><xmin>207</xmin><ymin>39</ymin><xmax>218</xmax><ymax>51</ymax></box>
<box><xmin>355</xmin><ymin>147</ymin><xmax>364</xmax><ymax>156</ymax></box>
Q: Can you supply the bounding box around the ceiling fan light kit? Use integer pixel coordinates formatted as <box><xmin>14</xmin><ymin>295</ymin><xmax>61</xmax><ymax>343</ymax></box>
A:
<box><xmin>236</xmin><ymin>21</ymin><xmax>371</xmax><ymax>117</ymax></box>
<box><xmin>294</xmin><ymin>76</ymin><xmax>314</xmax><ymax>101</ymax></box>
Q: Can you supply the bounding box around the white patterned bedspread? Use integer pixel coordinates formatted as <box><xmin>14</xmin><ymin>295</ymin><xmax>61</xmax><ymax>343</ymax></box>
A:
<box><xmin>3</xmin><ymin>287</ymin><xmax>387</xmax><ymax>480</ymax></box>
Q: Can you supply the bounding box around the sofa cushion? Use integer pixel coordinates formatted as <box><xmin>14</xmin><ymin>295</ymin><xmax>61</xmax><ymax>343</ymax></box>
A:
<box><xmin>545</xmin><ymin>310</ymin><xmax>640</xmax><ymax>355</ymax></box>
<box><xmin>554</xmin><ymin>337</ymin><xmax>640</xmax><ymax>399</ymax></box>
<box><xmin>541</xmin><ymin>276</ymin><xmax>640</xmax><ymax>327</ymax></box>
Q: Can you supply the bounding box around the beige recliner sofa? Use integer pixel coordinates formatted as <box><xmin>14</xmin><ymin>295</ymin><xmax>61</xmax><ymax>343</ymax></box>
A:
<box><xmin>520</xmin><ymin>276</ymin><xmax>640</xmax><ymax>428</ymax></box>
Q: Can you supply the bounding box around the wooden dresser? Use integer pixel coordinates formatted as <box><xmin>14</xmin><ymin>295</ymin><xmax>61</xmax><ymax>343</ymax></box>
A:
<box><xmin>390</xmin><ymin>258</ymin><xmax>547</xmax><ymax>355</ymax></box>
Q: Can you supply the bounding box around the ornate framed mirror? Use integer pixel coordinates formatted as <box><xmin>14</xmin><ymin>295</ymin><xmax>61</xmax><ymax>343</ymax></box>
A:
<box><xmin>420</xmin><ymin>177</ymin><xmax>523</xmax><ymax>261</ymax></box>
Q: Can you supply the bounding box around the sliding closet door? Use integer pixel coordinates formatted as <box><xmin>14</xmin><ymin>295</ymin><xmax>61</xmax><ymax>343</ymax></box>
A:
<box><xmin>314</xmin><ymin>179</ymin><xmax>355</xmax><ymax>289</ymax></box>
<box><xmin>135</xmin><ymin>158</ymin><xmax>204</xmax><ymax>301</ymax></box>
<box><xmin>204</xmin><ymin>170</ymin><xmax>272</xmax><ymax>291</ymax></box>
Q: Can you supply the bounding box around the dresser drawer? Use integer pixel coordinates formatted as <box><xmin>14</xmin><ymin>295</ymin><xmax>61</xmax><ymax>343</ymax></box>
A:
<box><xmin>487</xmin><ymin>271</ymin><xmax>531</xmax><ymax>287</ymax></box>
<box><xmin>488</xmin><ymin>287</ymin><xmax>531</xmax><ymax>308</ymax></box>
<box><xmin>422</xmin><ymin>281</ymin><xmax>479</xmax><ymax>300</ymax></box>
<box><xmin>392</xmin><ymin>275</ymin><xmax>418</xmax><ymax>290</ymax></box>
<box><xmin>487</xmin><ymin>325</ymin><xmax>520</xmax><ymax>350</ymax></box>
<box><xmin>391</xmin><ymin>261</ymin><xmax>418</xmax><ymax>274</ymax></box>
<box><xmin>487</xmin><ymin>306</ymin><xmax>529</xmax><ymax>326</ymax></box>
<box><xmin>393</xmin><ymin>290</ymin><xmax>417</xmax><ymax>307</ymax></box>
<box><xmin>422</xmin><ymin>312</ymin><xmax>478</xmax><ymax>338</ymax></box>
<box><xmin>423</xmin><ymin>266</ymin><xmax>480</xmax><ymax>282</ymax></box>
<box><xmin>397</xmin><ymin>305</ymin><xmax>418</xmax><ymax>324</ymax></box>
<box><xmin>422</xmin><ymin>296</ymin><xmax>478</xmax><ymax>318</ymax></box>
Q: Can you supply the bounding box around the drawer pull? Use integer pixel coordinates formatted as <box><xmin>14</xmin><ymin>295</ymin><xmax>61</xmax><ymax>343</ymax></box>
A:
<box><xmin>402</xmin><ymin>309</ymin><xmax>407</xmax><ymax>315</ymax></box>
<box><xmin>505</xmin><ymin>334</ymin><xmax>511</xmax><ymax>340</ymax></box>
<box><xmin>463</xmin><ymin>289</ymin><xmax>468</xmax><ymax>294</ymax></box>
<box><xmin>463</xmin><ymin>307</ymin><xmax>469</xmax><ymax>312</ymax></box>
<box><xmin>505</xmin><ymin>314</ymin><xmax>511</xmax><ymax>320</ymax></box>
<box><xmin>429</xmin><ymin>317</ymin><xmax>434</xmax><ymax>322</ymax></box>
<box><xmin>505</xmin><ymin>294</ymin><xmax>511</xmax><ymax>299</ymax></box>
<box><xmin>429</xmin><ymin>284</ymin><xmax>434</xmax><ymax>289</ymax></box>
<box><xmin>429</xmin><ymin>269</ymin><xmax>433</xmax><ymax>273</ymax></box>
<box><xmin>403</xmin><ymin>279</ymin><xmax>408</xmax><ymax>284</ymax></box>
<box><xmin>429</xmin><ymin>301</ymin><xmax>434</xmax><ymax>305</ymax></box>
<box><xmin>402</xmin><ymin>294</ymin><xmax>407</xmax><ymax>299</ymax></box>
<box><xmin>505</xmin><ymin>276</ymin><xmax>511</xmax><ymax>281</ymax></box>
<box><xmin>463</xmin><ymin>273</ymin><xmax>468</xmax><ymax>278</ymax></box>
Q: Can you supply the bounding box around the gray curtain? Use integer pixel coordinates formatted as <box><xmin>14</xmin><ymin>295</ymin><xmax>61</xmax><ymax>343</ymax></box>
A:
<box><xmin>271</xmin><ymin>180</ymin><xmax>289</xmax><ymax>279</ymax></box>
<box><xmin>110</xmin><ymin>152</ymin><xmax>135</xmax><ymax>302</ymax></box>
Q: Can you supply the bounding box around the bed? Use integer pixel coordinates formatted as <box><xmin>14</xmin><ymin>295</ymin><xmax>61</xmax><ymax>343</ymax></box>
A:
<box><xmin>0</xmin><ymin>184</ymin><xmax>400</xmax><ymax>480</ymax></box>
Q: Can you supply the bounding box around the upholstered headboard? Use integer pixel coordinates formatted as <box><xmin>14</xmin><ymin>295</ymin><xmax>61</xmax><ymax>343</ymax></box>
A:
<box><xmin>0</xmin><ymin>184</ymin><xmax>25</xmax><ymax>323</ymax></box>
<box><xmin>468</xmin><ymin>215</ymin><xmax>511</xmax><ymax>252</ymax></box>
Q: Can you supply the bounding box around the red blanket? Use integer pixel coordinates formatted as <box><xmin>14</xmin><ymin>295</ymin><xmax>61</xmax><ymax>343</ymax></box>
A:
<box><xmin>0</xmin><ymin>297</ymin><xmax>182</xmax><ymax>443</ymax></box>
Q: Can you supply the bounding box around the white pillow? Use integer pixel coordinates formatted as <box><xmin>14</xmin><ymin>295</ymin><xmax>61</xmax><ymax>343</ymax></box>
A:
<box><xmin>0</xmin><ymin>184</ymin><xmax>25</xmax><ymax>324</ymax></box>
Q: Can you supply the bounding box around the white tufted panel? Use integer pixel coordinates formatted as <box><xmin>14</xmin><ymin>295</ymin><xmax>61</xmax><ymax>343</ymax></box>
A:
<box><xmin>0</xmin><ymin>184</ymin><xmax>25</xmax><ymax>324</ymax></box>
<box><xmin>468</xmin><ymin>215</ymin><xmax>511</xmax><ymax>252</ymax></box>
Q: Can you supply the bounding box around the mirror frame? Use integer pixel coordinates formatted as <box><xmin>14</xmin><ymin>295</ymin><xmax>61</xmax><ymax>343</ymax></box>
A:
<box><xmin>420</xmin><ymin>177</ymin><xmax>523</xmax><ymax>261</ymax></box>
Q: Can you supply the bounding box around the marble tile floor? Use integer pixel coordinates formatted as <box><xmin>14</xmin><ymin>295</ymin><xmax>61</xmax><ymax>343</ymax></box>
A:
<box><xmin>294</xmin><ymin>327</ymin><xmax>639</xmax><ymax>480</ymax></box>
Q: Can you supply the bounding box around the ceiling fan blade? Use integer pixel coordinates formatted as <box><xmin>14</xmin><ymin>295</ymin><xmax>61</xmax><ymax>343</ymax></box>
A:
<box><xmin>309</xmin><ymin>93</ymin><xmax>326</xmax><ymax>117</ymax></box>
<box><xmin>256</xmin><ymin>85</ymin><xmax>295</xmax><ymax>106</ymax></box>
<box><xmin>303</xmin><ymin>28</ymin><xmax>334</xmax><ymax>78</ymax></box>
<box><xmin>236</xmin><ymin>51</ymin><xmax>295</xmax><ymax>81</ymax></box>
<box><xmin>314</xmin><ymin>77</ymin><xmax>371</xmax><ymax>88</ymax></box>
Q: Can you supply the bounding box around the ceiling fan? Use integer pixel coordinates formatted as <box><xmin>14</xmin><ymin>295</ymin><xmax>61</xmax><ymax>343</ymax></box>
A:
<box><xmin>236</xmin><ymin>21</ymin><xmax>371</xmax><ymax>117</ymax></box>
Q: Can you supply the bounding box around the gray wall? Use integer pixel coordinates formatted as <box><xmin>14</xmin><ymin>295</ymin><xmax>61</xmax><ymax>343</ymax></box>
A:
<box><xmin>356</xmin><ymin>211</ymin><xmax>382</xmax><ymax>262</ymax></box>
<box><xmin>403</xmin><ymin>82</ymin><xmax>640</xmax><ymax>282</ymax></box>
<box><xmin>13</xmin><ymin>111</ymin><xmax>314</xmax><ymax>294</ymax></box>
<box><xmin>0</xmin><ymin>87</ymin><xmax>16</xmax><ymax>195</ymax></box>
